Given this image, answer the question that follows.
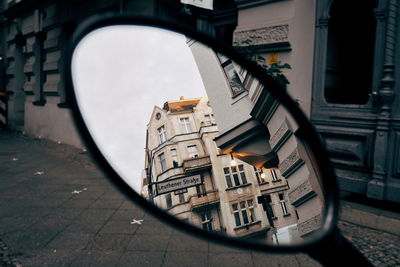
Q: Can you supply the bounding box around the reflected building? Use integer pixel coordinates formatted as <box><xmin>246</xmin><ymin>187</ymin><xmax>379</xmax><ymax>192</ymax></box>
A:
<box><xmin>142</xmin><ymin>96</ymin><xmax>298</xmax><ymax>241</ymax></box>
<box><xmin>189</xmin><ymin>40</ymin><xmax>324</xmax><ymax>242</ymax></box>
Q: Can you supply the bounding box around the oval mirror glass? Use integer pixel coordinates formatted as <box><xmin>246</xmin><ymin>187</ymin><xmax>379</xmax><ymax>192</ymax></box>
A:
<box><xmin>71</xmin><ymin>25</ymin><xmax>327</xmax><ymax>246</ymax></box>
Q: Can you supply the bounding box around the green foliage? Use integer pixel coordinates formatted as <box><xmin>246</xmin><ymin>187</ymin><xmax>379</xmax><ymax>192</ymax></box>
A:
<box><xmin>252</xmin><ymin>55</ymin><xmax>292</xmax><ymax>86</ymax></box>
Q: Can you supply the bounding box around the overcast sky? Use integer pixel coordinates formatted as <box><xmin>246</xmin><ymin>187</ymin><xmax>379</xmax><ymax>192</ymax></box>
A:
<box><xmin>72</xmin><ymin>25</ymin><xmax>207</xmax><ymax>192</ymax></box>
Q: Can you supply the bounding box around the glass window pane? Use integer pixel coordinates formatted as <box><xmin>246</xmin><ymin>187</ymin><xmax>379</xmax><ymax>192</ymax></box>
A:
<box><xmin>242</xmin><ymin>210</ymin><xmax>249</xmax><ymax>224</ymax></box>
<box><xmin>234</xmin><ymin>212</ymin><xmax>241</xmax><ymax>226</ymax></box>
<box><xmin>240</xmin><ymin>172</ymin><xmax>247</xmax><ymax>184</ymax></box>
<box><xmin>166</xmin><ymin>193</ymin><xmax>172</xmax><ymax>208</ymax></box>
<box><xmin>217</xmin><ymin>53</ymin><xmax>229</xmax><ymax>64</ymax></box>
<box><xmin>233</xmin><ymin>174</ymin><xmax>240</xmax><ymax>186</ymax></box>
<box><xmin>179</xmin><ymin>193</ymin><xmax>185</xmax><ymax>203</ymax></box>
<box><xmin>225</xmin><ymin>175</ymin><xmax>233</xmax><ymax>188</ymax></box>
<box><xmin>248</xmin><ymin>208</ymin><xmax>255</xmax><ymax>222</ymax></box>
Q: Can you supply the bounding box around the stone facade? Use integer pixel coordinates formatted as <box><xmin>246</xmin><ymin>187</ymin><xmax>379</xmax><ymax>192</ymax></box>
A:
<box><xmin>189</xmin><ymin>36</ymin><xmax>321</xmax><ymax>240</ymax></box>
<box><xmin>142</xmin><ymin>96</ymin><xmax>300</xmax><ymax>242</ymax></box>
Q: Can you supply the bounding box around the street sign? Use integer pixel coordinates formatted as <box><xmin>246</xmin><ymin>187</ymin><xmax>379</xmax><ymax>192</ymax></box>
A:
<box><xmin>155</xmin><ymin>174</ymin><xmax>202</xmax><ymax>195</ymax></box>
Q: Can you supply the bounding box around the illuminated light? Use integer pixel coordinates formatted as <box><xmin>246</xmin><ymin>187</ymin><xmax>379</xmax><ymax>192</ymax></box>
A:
<box><xmin>230</xmin><ymin>158</ymin><xmax>237</xmax><ymax>167</ymax></box>
<box><xmin>230</xmin><ymin>153</ymin><xmax>237</xmax><ymax>167</ymax></box>
<box><xmin>260</xmin><ymin>172</ymin><xmax>266</xmax><ymax>179</ymax></box>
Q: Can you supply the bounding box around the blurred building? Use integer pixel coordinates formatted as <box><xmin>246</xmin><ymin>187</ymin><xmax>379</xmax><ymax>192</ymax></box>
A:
<box><xmin>189</xmin><ymin>39</ymin><xmax>323</xmax><ymax>239</ymax></box>
<box><xmin>229</xmin><ymin>0</ymin><xmax>400</xmax><ymax>205</ymax></box>
<box><xmin>1</xmin><ymin>0</ymin><xmax>398</xmax><ymax>209</ymax></box>
<box><xmin>0</xmin><ymin>0</ymin><xmax>237</xmax><ymax>142</ymax></box>
<box><xmin>142</xmin><ymin>96</ymin><xmax>300</xmax><ymax>241</ymax></box>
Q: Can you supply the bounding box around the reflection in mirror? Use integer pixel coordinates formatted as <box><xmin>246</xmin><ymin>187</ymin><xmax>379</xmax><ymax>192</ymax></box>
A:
<box><xmin>72</xmin><ymin>25</ymin><xmax>326</xmax><ymax>246</ymax></box>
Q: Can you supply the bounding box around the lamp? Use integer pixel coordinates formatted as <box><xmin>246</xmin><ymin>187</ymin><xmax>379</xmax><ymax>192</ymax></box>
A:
<box><xmin>260</xmin><ymin>168</ymin><xmax>266</xmax><ymax>179</ymax></box>
<box><xmin>230</xmin><ymin>153</ymin><xmax>237</xmax><ymax>167</ymax></box>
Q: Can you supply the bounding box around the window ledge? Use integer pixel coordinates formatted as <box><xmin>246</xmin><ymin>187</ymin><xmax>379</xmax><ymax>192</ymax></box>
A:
<box><xmin>33</xmin><ymin>100</ymin><xmax>46</xmax><ymax>106</ymax></box>
<box><xmin>283</xmin><ymin>213</ymin><xmax>291</xmax><ymax>217</ymax></box>
<box><xmin>226</xmin><ymin>183</ymin><xmax>252</xmax><ymax>191</ymax></box>
<box><xmin>272</xmin><ymin>179</ymin><xmax>282</xmax><ymax>183</ymax></box>
<box><xmin>258</xmin><ymin>181</ymin><xmax>269</xmax><ymax>185</ymax></box>
<box><xmin>234</xmin><ymin>220</ymin><xmax>261</xmax><ymax>231</ymax></box>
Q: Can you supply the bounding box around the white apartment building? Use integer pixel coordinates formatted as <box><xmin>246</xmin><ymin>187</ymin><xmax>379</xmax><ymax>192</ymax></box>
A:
<box><xmin>142</xmin><ymin>96</ymin><xmax>298</xmax><ymax>242</ymax></box>
<box><xmin>189</xmin><ymin>37</ymin><xmax>323</xmax><ymax>241</ymax></box>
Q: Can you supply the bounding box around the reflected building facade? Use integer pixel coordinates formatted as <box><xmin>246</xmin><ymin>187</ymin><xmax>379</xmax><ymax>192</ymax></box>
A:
<box><xmin>142</xmin><ymin>96</ymin><xmax>298</xmax><ymax>241</ymax></box>
<box><xmin>189</xmin><ymin>40</ymin><xmax>324</xmax><ymax>241</ymax></box>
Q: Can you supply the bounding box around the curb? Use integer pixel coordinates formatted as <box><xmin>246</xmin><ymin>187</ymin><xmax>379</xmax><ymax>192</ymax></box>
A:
<box><xmin>339</xmin><ymin>200</ymin><xmax>400</xmax><ymax>236</ymax></box>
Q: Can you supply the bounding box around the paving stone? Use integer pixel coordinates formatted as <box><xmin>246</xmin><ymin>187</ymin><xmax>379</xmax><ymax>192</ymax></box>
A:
<box><xmin>17</xmin><ymin>248</ymin><xmax>82</xmax><ymax>267</ymax></box>
<box><xmin>166</xmin><ymin>234</ymin><xmax>208</xmax><ymax>252</ymax></box>
<box><xmin>127</xmin><ymin>234</ymin><xmax>171</xmax><ymax>251</ymax></box>
<box><xmin>69</xmin><ymin>250</ymin><xmax>122</xmax><ymax>267</ymax></box>
<box><xmin>1</xmin><ymin>131</ymin><xmax>399</xmax><ymax>267</ymax></box>
<box><xmin>88</xmin><ymin>234</ymin><xmax>132</xmax><ymax>251</ymax></box>
<box><xmin>90</xmin><ymin>198</ymin><xmax>124</xmax><ymax>209</ymax></box>
<box><xmin>117</xmin><ymin>251</ymin><xmax>165</xmax><ymax>267</ymax></box>
<box><xmin>47</xmin><ymin>232</ymin><xmax>94</xmax><ymax>250</ymax></box>
<box><xmin>98</xmin><ymin>219</ymin><xmax>140</xmax><ymax>234</ymax></box>
<box><xmin>163</xmin><ymin>251</ymin><xmax>208</xmax><ymax>267</ymax></box>
<box><xmin>209</xmin><ymin>252</ymin><xmax>253</xmax><ymax>267</ymax></box>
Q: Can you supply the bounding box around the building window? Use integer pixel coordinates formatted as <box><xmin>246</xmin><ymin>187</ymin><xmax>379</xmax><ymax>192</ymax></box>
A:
<box><xmin>324</xmin><ymin>0</ymin><xmax>376</xmax><ymax>104</ymax></box>
<box><xmin>217</xmin><ymin>53</ymin><xmax>246</xmax><ymax>97</ymax></box>
<box><xmin>178</xmin><ymin>193</ymin><xmax>185</xmax><ymax>203</ymax></box>
<box><xmin>264</xmin><ymin>195</ymin><xmax>275</xmax><ymax>219</ymax></box>
<box><xmin>196</xmin><ymin>181</ymin><xmax>207</xmax><ymax>197</ymax></box>
<box><xmin>232</xmin><ymin>199</ymin><xmax>256</xmax><ymax>227</ymax></box>
<box><xmin>204</xmin><ymin>114</ymin><xmax>215</xmax><ymax>126</ymax></box>
<box><xmin>171</xmin><ymin>149</ymin><xmax>178</xmax><ymax>167</ymax></box>
<box><xmin>243</xmin><ymin>71</ymin><xmax>254</xmax><ymax>91</ymax></box>
<box><xmin>270</xmin><ymin>169</ymin><xmax>279</xmax><ymax>181</ymax></box>
<box><xmin>159</xmin><ymin>153</ymin><xmax>166</xmax><ymax>172</ymax></box>
<box><xmin>158</xmin><ymin>125</ymin><xmax>167</xmax><ymax>144</ymax></box>
<box><xmin>224</xmin><ymin>164</ymin><xmax>248</xmax><ymax>188</ymax></box>
<box><xmin>254</xmin><ymin>167</ymin><xmax>264</xmax><ymax>184</ymax></box>
<box><xmin>279</xmin><ymin>193</ymin><xmax>289</xmax><ymax>216</ymax></box>
<box><xmin>201</xmin><ymin>211</ymin><xmax>213</xmax><ymax>231</ymax></box>
<box><xmin>180</xmin><ymin>117</ymin><xmax>192</xmax><ymax>133</ymax></box>
<box><xmin>187</xmin><ymin>145</ymin><xmax>198</xmax><ymax>158</ymax></box>
<box><xmin>166</xmin><ymin>193</ymin><xmax>172</xmax><ymax>209</ymax></box>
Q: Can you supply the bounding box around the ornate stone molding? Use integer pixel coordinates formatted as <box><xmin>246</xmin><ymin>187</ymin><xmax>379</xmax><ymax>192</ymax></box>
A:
<box><xmin>316</xmin><ymin>17</ymin><xmax>329</xmax><ymax>29</ymax></box>
<box><xmin>270</xmin><ymin>119</ymin><xmax>292</xmax><ymax>151</ymax></box>
<box><xmin>233</xmin><ymin>24</ymin><xmax>289</xmax><ymax>47</ymax></box>
<box><xmin>298</xmin><ymin>214</ymin><xmax>321</xmax><ymax>236</ymax></box>
<box><xmin>278</xmin><ymin>148</ymin><xmax>304</xmax><ymax>178</ymax></box>
<box><xmin>288</xmin><ymin>179</ymin><xmax>316</xmax><ymax>207</ymax></box>
<box><xmin>369</xmin><ymin>0</ymin><xmax>398</xmax><ymax>199</ymax></box>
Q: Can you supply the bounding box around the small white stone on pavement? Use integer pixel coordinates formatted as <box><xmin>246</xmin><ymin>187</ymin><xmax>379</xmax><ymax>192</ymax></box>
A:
<box><xmin>130</xmin><ymin>219</ymin><xmax>144</xmax><ymax>225</ymax></box>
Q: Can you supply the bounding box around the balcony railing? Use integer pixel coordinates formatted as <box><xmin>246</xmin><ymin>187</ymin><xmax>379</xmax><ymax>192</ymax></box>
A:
<box><xmin>189</xmin><ymin>190</ymin><xmax>220</xmax><ymax>211</ymax></box>
<box><xmin>182</xmin><ymin>155</ymin><xmax>212</xmax><ymax>173</ymax></box>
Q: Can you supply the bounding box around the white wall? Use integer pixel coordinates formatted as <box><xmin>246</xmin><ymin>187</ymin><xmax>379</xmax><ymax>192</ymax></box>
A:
<box><xmin>24</xmin><ymin>96</ymin><xmax>84</xmax><ymax>148</ymax></box>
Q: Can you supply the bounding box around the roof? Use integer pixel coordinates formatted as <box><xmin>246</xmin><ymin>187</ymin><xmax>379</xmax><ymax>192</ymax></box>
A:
<box><xmin>163</xmin><ymin>97</ymin><xmax>201</xmax><ymax>113</ymax></box>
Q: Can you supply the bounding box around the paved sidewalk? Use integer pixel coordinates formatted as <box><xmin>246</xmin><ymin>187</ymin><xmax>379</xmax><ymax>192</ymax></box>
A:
<box><xmin>0</xmin><ymin>131</ymin><xmax>398</xmax><ymax>266</ymax></box>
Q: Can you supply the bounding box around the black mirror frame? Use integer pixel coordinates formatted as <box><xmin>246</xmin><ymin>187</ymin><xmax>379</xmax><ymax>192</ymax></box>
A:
<box><xmin>65</xmin><ymin>13</ymin><xmax>340</xmax><ymax>254</ymax></box>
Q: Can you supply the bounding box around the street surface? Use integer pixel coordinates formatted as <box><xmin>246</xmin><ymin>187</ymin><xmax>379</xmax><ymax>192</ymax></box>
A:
<box><xmin>0</xmin><ymin>131</ymin><xmax>399</xmax><ymax>266</ymax></box>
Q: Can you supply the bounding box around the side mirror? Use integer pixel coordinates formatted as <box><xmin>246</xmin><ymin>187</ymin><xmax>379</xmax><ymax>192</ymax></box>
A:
<box><xmin>66</xmin><ymin>14</ymin><xmax>371</xmax><ymax>266</ymax></box>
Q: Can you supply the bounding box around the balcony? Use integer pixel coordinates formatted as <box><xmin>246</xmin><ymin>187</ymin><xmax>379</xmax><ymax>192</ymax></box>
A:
<box><xmin>183</xmin><ymin>155</ymin><xmax>212</xmax><ymax>173</ymax></box>
<box><xmin>189</xmin><ymin>190</ymin><xmax>220</xmax><ymax>211</ymax></box>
